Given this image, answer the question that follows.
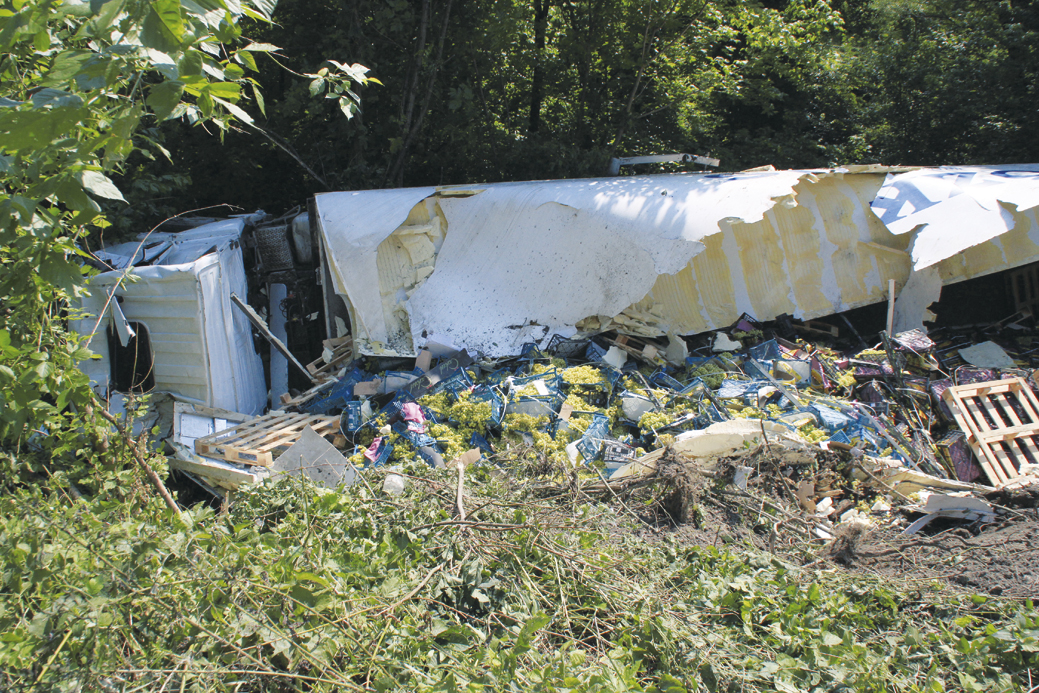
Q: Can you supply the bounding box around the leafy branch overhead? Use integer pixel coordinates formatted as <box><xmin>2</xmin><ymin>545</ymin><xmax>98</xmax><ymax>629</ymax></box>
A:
<box><xmin>0</xmin><ymin>0</ymin><xmax>371</xmax><ymax>485</ymax></box>
<box><xmin>308</xmin><ymin>60</ymin><xmax>380</xmax><ymax>119</ymax></box>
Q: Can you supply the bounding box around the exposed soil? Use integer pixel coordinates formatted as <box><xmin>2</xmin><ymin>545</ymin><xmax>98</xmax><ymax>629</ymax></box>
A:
<box><xmin>619</xmin><ymin>451</ymin><xmax>1039</xmax><ymax>600</ymax></box>
<box><xmin>821</xmin><ymin>513</ymin><xmax>1039</xmax><ymax>599</ymax></box>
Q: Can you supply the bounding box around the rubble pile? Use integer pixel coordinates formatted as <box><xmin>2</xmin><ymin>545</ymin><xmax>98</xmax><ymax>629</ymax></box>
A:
<box><xmin>172</xmin><ymin>311</ymin><xmax>1039</xmax><ymax>540</ymax></box>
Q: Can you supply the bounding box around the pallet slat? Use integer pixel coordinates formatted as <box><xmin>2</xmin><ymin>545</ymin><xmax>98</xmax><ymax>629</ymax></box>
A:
<box><xmin>194</xmin><ymin>412</ymin><xmax>339</xmax><ymax>467</ymax></box>
<box><xmin>942</xmin><ymin>377</ymin><xmax>1039</xmax><ymax>487</ymax></box>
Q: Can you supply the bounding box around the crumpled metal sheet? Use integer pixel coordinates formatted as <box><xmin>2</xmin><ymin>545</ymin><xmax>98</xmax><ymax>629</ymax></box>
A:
<box><xmin>315</xmin><ymin>166</ymin><xmax>1039</xmax><ymax>358</ymax></box>
<box><xmin>871</xmin><ymin>165</ymin><xmax>1039</xmax><ymax>269</ymax></box>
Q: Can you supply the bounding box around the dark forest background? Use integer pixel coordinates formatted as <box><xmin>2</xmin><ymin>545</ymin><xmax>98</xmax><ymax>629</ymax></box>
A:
<box><xmin>111</xmin><ymin>0</ymin><xmax>1039</xmax><ymax>229</ymax></box>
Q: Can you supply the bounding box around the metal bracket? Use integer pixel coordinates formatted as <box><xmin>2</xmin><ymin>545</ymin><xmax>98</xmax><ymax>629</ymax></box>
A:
<box><xmin>608</xmin><ymin>153</ymin><xmax>720</xmax><ymax>176</ymax></box>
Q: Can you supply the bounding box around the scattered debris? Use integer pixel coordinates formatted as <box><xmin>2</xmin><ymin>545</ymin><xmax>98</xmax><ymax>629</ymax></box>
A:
<box><xmin>71</xmin><ymin>171</ymin><xmax>1039</xmax><ymax>579</ymax></box>
<box><xmin>271</xmin><ymin>425</ymin><xmax>357</xmax><ymax>488</ymax></box>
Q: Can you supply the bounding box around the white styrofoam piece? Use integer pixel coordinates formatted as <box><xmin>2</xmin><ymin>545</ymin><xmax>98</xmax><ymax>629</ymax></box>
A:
<box><xmin>959</xmin><ymin>341</ymin><xmax>1017</xmax><ymax>368</ymax></box>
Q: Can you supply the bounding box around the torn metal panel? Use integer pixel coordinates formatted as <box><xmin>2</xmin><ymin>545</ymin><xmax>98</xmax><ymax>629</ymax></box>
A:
<box><xmin>316</xmin><ymin>171</ymin><xmax>814</xmax><ymax>357</ymax></box>
<box><xmin>72</xmin><ymin>219</ymin><xmax>267</xmax><ymax>415</ymax></box>
<box><xmin>316</xmin><ymin>166</ymin><xmax>1039</xmax><ymax>358</ymax></box>
<box><xmin>634</xmin><ymin>171</ymin><xmax>913</xmax><ymax>335</ymax></box>
<box><xmin>871</xmin><ymin>165</ymin><xmax>1039</xmax><ymax>269</ymax></box>
<box><xmin>314</xmin><ymin>187</ymin><xmax>439</xmax><ymax>355</ymax></box>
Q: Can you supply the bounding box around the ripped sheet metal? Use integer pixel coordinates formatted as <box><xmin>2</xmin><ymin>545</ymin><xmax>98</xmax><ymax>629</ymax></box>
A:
<box><xmin>73</xmin><ymin>219</ymin><xmax>267</xmax><ymax>415</ymax></box>
<box><xmin>871</xmin><ymin>165</ymin><xmax>1039</xmax><ymax>269</ymax></box>
<box><xmin>315</xmin><ymin>166</ymin><xmax>1039</xmax><ymax>358</ymax></box>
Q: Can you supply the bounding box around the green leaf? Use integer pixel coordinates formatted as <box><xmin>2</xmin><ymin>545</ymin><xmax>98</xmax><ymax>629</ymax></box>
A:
<box><xmin>41</xmin><ymin>51</ymin><xmax>92</xmax><ymax>86</ymax></box>
<box><xmin>243</xmin><ymin>0</ymin><xmax>275</xmax><ymax>19</ymax></box>
<box><xmin>251</xmin><ymin>81</ymin><xmax>264</xmax><ymax>115</ymax></box>
<box><xmin>204</xmin><ymin>82</ymin><xmax>241</xmax><ymax>99</ymax></box>
<box><xmin>177</xmin><ymin>49</ymin><xmax>203</xmax><ymax>76</ymax></box>
<box><xmin>197</xmin><ymin>90</ymin><xmax>213</xmax><ymax>118</ymax></box>
<box><xmin>338</xmin><ymin>96</ymin><xmax>355</xmax><ymax>119</ymax></box>
<box><xmin>0</xmin><ymin>108</ymin><xmax>87</xmax><ymax>152</ymax></box>
<box><xmin>235</xmin><ymin>50</ymin><xmax>257</xmax><ymax>72</ymax></box>
<box><xmin>0</xmin><ymin>11</ymin><xmax>29</xmax><ymax>51</ymax></box>
<box><xmin>39</xmin><ymin>253</ymin><xmax>84</xmax><ymax>295</ymax></box>
<box><xmin>146</xmin><ymin>80</ymin><xmax>185</xmax><ymax>120</ymax></box>
<box><xmin>76</xmin><ymin>170</ymin><xmax>125</xmax><ymax>201</ymax></box>
<box><xmin>82</xmin><ymin>0</ymin><xmax>127</xmax><ymax>37</ymax></box>
<box><xmin>820</xmin><ymin>631</ymin><xmax>842</xmax><ymax>647</ymax></box>
<box><xmin>212</xmin><ymin>96</ymin><xmax>252</xmax><ymax>123</ymax></box>
<box><xmin>56</xmin><ymin>179</ymin><xmax>98</xmax><ymax>211</ymax></box>
<box><xmin>151</xmin><ymin>0</ymin><xmax>184</xmax><ymax>40</ymax></box>
<box><xmin>143</xmin><ymin>48</ymin><xmax>178</xmax><ymax>79</ymax></box>
<box><xmin>31</xmin><ymin>89</ymin><xmax>84</xmax><ymax>109</ymax></box>
<box><xmin>242</xmin><ymin>42</ymin><xmax>279</xmax><ymax>52</ymax></box>
<box><xmin>142</xmin><ymin>2</ymin><xmax>182</xmax><ymax>52</ymax></box>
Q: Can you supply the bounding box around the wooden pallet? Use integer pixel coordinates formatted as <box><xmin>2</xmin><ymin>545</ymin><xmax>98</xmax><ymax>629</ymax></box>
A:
<box><xmin>305</xmin><ymin>335</ymin><xmax>354</xmax><ymax>380</ymax></box>
<box><xmin>194</xmin><ymin>412</ymin><xmax>339</xmax><ymax>467</ymax></box>
<box><xmin>942</xmin><ymin>377</ymin><xmax>1039</xmax><ymax>486</ymax></box>
<box><xmin>1006</xmin><ymin>263</ymin><xmax>1039</xmax><ymax>318</ymax></box>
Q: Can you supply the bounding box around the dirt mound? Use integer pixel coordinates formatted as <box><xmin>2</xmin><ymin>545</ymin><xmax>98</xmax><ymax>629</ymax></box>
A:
<box><xmin>823</xmin><ymin>512</ymin><xmax>1039</xmax><ymax>599</ymax></box>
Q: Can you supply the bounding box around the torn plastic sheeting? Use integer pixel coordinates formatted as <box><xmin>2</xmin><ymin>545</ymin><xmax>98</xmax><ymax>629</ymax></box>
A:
<box><xmin>901</xmin><ymin>493</ymin><xmax>996</xmax><ymax>535</ymax></box>
<box><xmin>856</xmin><ymin>458</ymin><xmax>982</xmax><ymax>496</ymax></box>
<box><xmin>871</xmin><ymin>166</ymin><xmax>1039</xmax><ymax>269</ymax></box>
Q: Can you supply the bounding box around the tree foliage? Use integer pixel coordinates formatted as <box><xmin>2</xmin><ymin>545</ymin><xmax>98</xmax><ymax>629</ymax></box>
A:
<box><xmin>142</xmin><ymin>0</ymin><xmax>1039</xmax><ymax>219</ymax></box>
<box><xmin>0</xmin><ymin>0</ymin><xmax>369</xmax><ymax>489</ymax></box>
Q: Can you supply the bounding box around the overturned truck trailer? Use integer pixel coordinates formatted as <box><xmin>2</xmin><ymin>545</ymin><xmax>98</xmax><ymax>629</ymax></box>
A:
<box><xmin>313</xmin><ymin>165</ymin><xmax>1039</xmax><ymax>358</ymax></box>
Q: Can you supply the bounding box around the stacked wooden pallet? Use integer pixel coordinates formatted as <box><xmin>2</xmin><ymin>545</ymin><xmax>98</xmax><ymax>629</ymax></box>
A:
<box><xmin>194</xmin><ymin>411</ymin><xmax>340</xmax><ymax>467</ymax></box>
<box><xmin>942</xmin><ymin>377</ymin><xmax>1039</xmax><ymax>487</ymax></box>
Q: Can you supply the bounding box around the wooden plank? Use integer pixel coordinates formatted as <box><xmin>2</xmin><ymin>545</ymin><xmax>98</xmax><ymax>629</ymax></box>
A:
<box><xmin>978</xmin><ymin>395</ymin><xmax>1008</xmax><ymax>429</ymax></box>
<box><xmin>230</xmin><ymin>293</ymin><xmax>316</xmax><ymax>384</ymax></box>
<box><xmin>323</xmin><ymin>336</ymin><xmax>352</xmax><ymax>350</ymax></box>
<box><xmin>169</xmin><ymin>454</ymin><xmax>265</xmax><ymax>488</ymax></box>
<box><xmin>948</xmin><ymin>381</ymin><xmax>1018</xmax><ymax>398</ymax></box>
<box><xmin>973</xmin><ymin>422</ymin><xmax>1039</xmax><ymax>442</ymax></box>
<box><xmin>1014</xmin><ymin>384</ymin><xmax>1039</xmax><ymax>421</ymax></box>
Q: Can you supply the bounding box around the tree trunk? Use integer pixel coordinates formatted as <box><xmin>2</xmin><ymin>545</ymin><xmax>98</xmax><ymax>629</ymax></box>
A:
<box><xmin>384</xmin><ymin>0</ymin><xmax>454</xmax><ymax>187</ymax></box>
<box><xmin>529</xmin><ymin>0</ymin><xmax>551</xmax><ymax>133</ymax></box>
